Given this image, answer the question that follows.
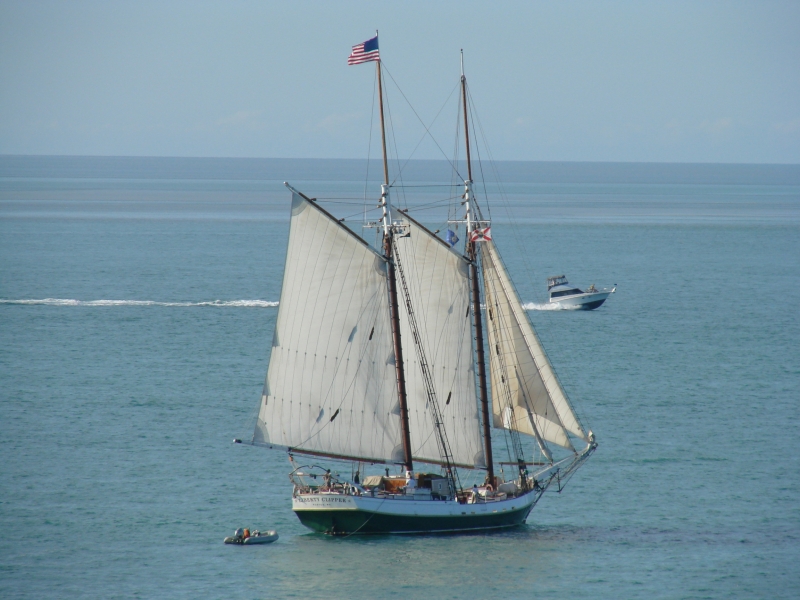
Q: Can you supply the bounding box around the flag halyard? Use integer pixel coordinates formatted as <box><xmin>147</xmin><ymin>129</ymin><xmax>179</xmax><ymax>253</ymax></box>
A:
<box><xmin>348</xmin><ymin>36</ymin><xmax>380</xmax><ymax>65</ymax></box>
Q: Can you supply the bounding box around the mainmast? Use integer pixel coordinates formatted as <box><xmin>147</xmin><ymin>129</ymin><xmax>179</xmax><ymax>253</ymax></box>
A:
<box><xmin>461</xmin><ymin>51</ymin><xmax>494</xmax><ymax>485</ymax></box>
<box><xmin>376</xmin><ymin>46</ymin><xmax>414</xmax><ymax>473</ymax></box>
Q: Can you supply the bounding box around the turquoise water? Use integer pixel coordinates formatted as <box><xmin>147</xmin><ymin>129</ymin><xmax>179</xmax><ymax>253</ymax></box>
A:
<box><xmin>1</xmin><ymin>157</ymin><xmax>799</xmax><ymax>598</ymax></box>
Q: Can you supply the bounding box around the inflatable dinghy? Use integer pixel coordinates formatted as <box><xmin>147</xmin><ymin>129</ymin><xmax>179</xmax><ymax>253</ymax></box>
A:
<box><xmin>224</xmin><ymin>528</ymin><xmax>278</xmax><ymax>545</ymax></box>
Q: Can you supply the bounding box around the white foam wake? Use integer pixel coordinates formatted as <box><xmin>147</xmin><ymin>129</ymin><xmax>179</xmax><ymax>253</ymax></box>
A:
<box><xmin>0</xmin><ymin>298</ymin><xmax>279</xmax><ymax>308</ymax></box>
<box><xmin>522</xmin><ymin>302</ymin><xmax>580</xmax><ymax>311</ymax></box>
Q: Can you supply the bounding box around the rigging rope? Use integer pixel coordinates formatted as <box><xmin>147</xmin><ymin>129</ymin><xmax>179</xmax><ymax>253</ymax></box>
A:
<box><xmin>381</xmin><ymin>64</ymin><xmax>464</xmax><ymax>184</ymax></box>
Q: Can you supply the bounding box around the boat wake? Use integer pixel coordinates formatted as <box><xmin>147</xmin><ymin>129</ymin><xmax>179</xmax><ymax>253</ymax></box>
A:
<box><xmin>3</xmin><ymin>298</ymin><xmax>584</xmax><ymax>311</ymax></box>
<box><xmin>0</xmin><ymin>299</ymin><xmax>279</xmax><ymax>308</ymax></box>
<box><xmin>522</xmin><ymin>302</ymin><xmax>581</xmax><ymax>311</ymax></box>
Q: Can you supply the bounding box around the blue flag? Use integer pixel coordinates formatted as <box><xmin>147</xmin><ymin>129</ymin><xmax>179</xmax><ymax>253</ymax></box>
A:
<box><xmin>445</xmin><ymin>229</ymin><xmax>459</xmax><ymax>247</ymax></box>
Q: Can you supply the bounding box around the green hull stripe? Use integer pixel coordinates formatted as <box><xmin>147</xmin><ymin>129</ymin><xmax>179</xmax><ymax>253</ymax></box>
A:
<box><xmin>294</xmin><ymin>504</ymin><xmax>534</xmax><ymax>535</ymax></box>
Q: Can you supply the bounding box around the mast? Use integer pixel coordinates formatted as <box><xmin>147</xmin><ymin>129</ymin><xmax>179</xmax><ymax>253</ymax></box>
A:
<box><xmin>461</xmin><ymin>51</ymin><xmax>494</xmax><ymax>484</ymax></box>
<box><xmin>377</xmin><ymin>60</ymin><xmax>390</xmax><ymax>205</ymax></box>
<box><xmin>461</xmin><ymin>52</ymin><xmax>473</xmax><ymax>182</ymax></box>
<box><xmin>376</xmin><ymin>48</ymin><xmax>414</xmax><ymax>473</ymax></box>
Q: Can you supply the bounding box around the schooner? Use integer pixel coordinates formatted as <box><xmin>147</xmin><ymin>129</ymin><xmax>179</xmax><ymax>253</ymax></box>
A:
<box><xmin>244</xmin><ymin>36</ymin><xmax>596</xmax><ymax>534</ymax></box>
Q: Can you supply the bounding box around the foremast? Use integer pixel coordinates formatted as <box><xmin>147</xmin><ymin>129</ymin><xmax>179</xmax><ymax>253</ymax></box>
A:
<box><xmin>376</xmin><ymin>52</ymin><xmax>414</xmax><ymax>474</ymax></box>
<box><xmin>461</xmin><ymin>51</ymin><xmax>495</xmax><ymax>486</ymax></box>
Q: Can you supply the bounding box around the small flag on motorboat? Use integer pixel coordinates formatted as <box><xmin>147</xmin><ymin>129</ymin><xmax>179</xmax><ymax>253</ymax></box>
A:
<box><xmin>445</xmin><ymin>229</ymin><xmax>459</xmax><ymax>247</ymax></box>
<box><xmin>469</xmin><ymin>227</ymin><xmax>491</xmax><ymax>242</ymax></box>
<box><xmin>348</xmin><ymin>35</ymin><xmax>380</xmax><ymax>65</ymax></box>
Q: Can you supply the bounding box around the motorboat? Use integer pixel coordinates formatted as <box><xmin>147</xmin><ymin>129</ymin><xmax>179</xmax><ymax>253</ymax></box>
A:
<box><xmin>547</xmin><ymin>275</ymin><xmax>615</xmax><ymax>310</ymax></box>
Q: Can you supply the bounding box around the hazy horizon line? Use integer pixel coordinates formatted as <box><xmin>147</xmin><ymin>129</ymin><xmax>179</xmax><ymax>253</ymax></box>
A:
<box><xmin>4</xmin><ymin>154</ymin><xmax>799</xmax><ymax>186</ymax></box>
<box><xmin>2</xmin><ymin>153</ymin><xmax>800</xmax><ymax>167</ymax></box>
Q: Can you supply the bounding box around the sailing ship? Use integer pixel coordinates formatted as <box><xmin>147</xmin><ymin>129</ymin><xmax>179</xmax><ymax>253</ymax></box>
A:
<box><xmin>245</xmin><ymin>36</ymin><xmax>597</xmax><ymax>535</ymax></box>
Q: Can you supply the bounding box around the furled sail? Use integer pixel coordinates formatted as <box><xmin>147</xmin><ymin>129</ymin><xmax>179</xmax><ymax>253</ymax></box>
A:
<box><xmin>253</xmin><ymin>192</ymin><xmax>402</xmax><ymax>463</ymax></box>
<box><xmin>393</xmin><ymin>216</ymin><xmax>485</xmax><ymax>468</ymax></box>
<box><xmin>481</xmin><ymin>240</ymin><xmax>588</xmax><ymax>451</ymax></box>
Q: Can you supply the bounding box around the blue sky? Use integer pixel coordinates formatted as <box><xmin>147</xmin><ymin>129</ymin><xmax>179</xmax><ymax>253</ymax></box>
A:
<box><xmin>1</xmin><ymin>1</ymin><xmax>798</xmax><ymax>163</ymax></box>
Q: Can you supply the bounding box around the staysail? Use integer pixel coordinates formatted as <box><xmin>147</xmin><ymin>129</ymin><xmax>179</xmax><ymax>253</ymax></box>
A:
<box><xmin>253</xmin><ymin>192</ymin><xmax>403</xmax><ymax>463</ymax></box>
<box><xmin>393</xmin><ymin>216</ymin><xmax>485</xmax><ymax>468</ymax></box>
<box><xmin>481</xmin><ymin>240</ymin><xmax>588</xmax><ymax>452</ymax></box>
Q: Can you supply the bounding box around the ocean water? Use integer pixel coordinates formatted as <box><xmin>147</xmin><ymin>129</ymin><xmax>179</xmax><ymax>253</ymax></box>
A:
<box><xmin>1</xmin><ymin>156</ymin><xmax>799</xmax><ymax>599</ymax></box>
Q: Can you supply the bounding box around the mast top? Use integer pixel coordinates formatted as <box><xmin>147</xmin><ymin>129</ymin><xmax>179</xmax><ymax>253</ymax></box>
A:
<box><xmin>460</xmin><ymin>52</ymin><xmax>473</xmax><ymax>183</ymax></box>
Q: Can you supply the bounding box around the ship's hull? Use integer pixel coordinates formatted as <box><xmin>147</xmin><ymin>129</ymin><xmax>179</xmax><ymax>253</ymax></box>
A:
<box><xmin>550</xmin><ymin>291</ymin><xmax>611</xmax><ymax>310</ymax></box>
<box><xmin>292</xmin><ymin>490</ymin><xmax>539</xmax><ymax>535</ymax></box>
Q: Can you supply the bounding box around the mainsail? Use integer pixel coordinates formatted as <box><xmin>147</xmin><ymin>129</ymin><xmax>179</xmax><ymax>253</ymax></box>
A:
<box><xmin>253</xmin><ymin>192</ymin><xmax>403</xmax><ymax>463</ymax></box>
<box><xmin>393</xmin><ymin>216</ymin><xmax>485</xmax><ymax>468</ymax></box>
<box><xmin>481</xmin><ymin>240</ymin><xmax>588</xmax><ymax>452</ymax></box>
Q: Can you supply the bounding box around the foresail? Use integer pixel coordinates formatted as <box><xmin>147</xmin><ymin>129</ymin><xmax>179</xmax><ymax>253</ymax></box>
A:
<box><xmin>393</xmin><ymin>217</ymin><xmax>485</xmax><ymax>468</ymax></box>
<box><xmin>482</xmin><ymin>240</ymin><xmax>587</xmax><ymax>451</ymax></box>
<box><xmin>253</xmin><ymin>192</ymin><xmax>402</xmax><ymax>463</ymax></box>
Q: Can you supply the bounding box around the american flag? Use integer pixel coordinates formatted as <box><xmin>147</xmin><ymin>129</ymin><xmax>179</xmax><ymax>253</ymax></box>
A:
<box><xmin>469</xmin><ymin>227</ymin><xmax>492</xmax><ymax>242</ymax></box>
<box><xmin>348</xmin><ymin>36</ymin><xmax>380</xmax><ymax>65</ymax></box>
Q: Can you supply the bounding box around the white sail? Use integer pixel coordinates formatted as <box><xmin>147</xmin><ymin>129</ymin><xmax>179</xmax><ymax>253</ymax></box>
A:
<box><xmin>393</xmin><ymin>217</ymin><xmax>485</xmax><ymax>468</ymax></box>
<box><xmin>253</xmin><ymin>192</ymin><xmax>403</xmax><ymax>463</ymax></box>
<box><xmin>482</xmin><ymin>240</ymin><xmax>588</xmax><ymax>451</ymax></box>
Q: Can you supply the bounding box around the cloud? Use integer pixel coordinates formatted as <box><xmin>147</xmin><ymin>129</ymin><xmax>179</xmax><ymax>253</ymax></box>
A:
<box><xmin>699</xmin><ymin>118</ymin><xmax>732</xmax><ymax>135</ymax></box>
<box><xmin>663</xmin><ymin>119</ymin><xmax>682</xmax><ymax>141</ymax></box>
<box><xmin>772</xmin><ymin>119</ymin><xmax>800</xmax><ymax>134</ymax></box>
<box><xmin>304</xmin><ymin>112</ymin><xmax>361</xmax><ymax>135</ymax></box>
<box><xmin>215</xmin><ymin>110</ymin><xmax>265</xmax><ymax>128</ymax></box>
